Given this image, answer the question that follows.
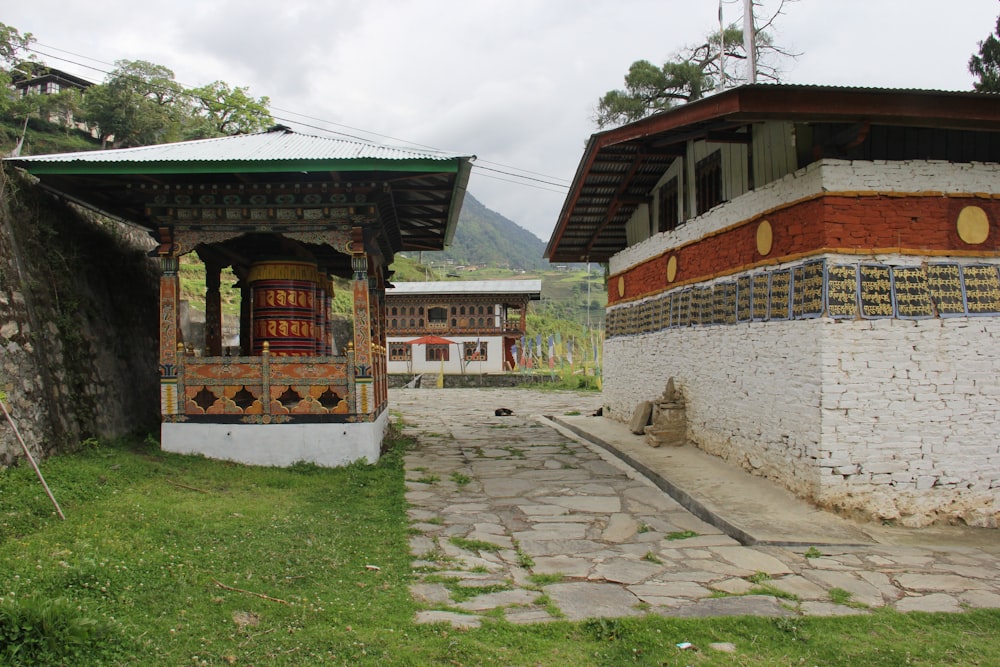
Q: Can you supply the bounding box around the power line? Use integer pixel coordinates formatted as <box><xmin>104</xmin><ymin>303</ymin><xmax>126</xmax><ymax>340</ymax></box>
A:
<box><xmin>22</xmin><ymin>43</ymin><xmax>570</xmax><ymax>191</ymax></box>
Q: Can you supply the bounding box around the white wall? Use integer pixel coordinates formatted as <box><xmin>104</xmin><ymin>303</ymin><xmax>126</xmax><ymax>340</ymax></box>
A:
<box><xmin>161</xmin><ymin>411</ymin><xmax>388</xmax><ymax>468</ymax></box>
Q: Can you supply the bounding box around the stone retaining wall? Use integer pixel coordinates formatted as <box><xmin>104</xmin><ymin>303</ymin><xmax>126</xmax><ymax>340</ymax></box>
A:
<box><xmin>0</xmin><ymin>170</ymin><xmax>160</xmax><ymax>464</ymax></box>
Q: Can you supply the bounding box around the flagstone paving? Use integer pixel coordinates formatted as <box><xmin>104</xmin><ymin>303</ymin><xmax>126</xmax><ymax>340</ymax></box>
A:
<box><xmin>392</xmin><ymin>387</ymin><xmax>1000</xmax><ymax>626</ymax></box>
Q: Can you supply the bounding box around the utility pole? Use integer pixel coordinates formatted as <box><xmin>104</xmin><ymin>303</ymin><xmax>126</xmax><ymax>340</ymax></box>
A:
<box><xmin>718</xmin><ymin>0</ymin><xmax>726</xmax><ymax>92</ymax></box>
<box><xmin>744</xmin><ymin>0</ymin><xmax>757</xmax><ymax>84</ymax></box>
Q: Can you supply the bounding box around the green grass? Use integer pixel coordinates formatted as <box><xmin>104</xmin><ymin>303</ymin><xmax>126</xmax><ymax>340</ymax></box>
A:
<box><xmin>2</xmin><ymin>433</ymin><xmax>999</xmax><ymax>665</ymax></box>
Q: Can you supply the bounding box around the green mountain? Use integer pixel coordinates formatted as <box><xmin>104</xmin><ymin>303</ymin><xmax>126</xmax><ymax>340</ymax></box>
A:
<box><xmin>407</xmin><ymin>192</ymin><xmax>548</xmax><ymax>271</ymax></box>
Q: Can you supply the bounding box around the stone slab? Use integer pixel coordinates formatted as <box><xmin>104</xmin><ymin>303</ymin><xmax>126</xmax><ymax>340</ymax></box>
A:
<box><xmin>543</xmin><ymin>582</ymin><xmax>644</xmax><ymax>621</ymax></box>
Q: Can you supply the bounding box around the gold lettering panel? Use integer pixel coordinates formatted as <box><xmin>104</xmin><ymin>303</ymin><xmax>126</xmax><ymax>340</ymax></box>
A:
<box><xmin>737</xmin><ymin>275</ymin><xmax>751</xmax><ymax>322</ymax></box>
<box><xmin>793</xmin><ymin>261</ymin><xmax>825</xmax><ymax>319</ymax></box>
<box><xmin>827</xmin><ymin>265</ymin><xmax>858</xmax><ymax>319</ymax></box>
<box><xmin>892</xmin><ymin>266</ymin><xmax>934</xmax><ymax>319</ymax></box>
<box><xmin>769</xmin><ymin>270</ymin><xmax>791</xmax><ymax>320</ymax></box>
<box><xmin>926</xmin><ymin>263</ymin><xmax>965</xmax><ymax>316</ymax></box>
<box><xmin>751</xmin><ymin>274</ymin><xmax>769</xmax><ymax>321</ymax></box>
<box><xmin>962</xmin><ymin>265</ymin><xmax>1000</xmax><ymax>315</ymax></box>
<box><xmin>859</xmin><ymin>265</ymin><xmax>894</xmax><ymax>319</ymax></box>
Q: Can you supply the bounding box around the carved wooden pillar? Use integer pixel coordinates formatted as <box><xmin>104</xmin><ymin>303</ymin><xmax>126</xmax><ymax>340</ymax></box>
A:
<box><xmin>157</xmin><ymin>228</ymin><xmax>181</xmax><ymax>417</ymax></box>
<box><xmin>350</xmin><ymin>228</ymin><xmax>373</xmax><ymax>416</ymax></box>
<box><xmin>204</xmin><ymin>261</ymin><xmax>223</xmax><ymax>356</ymax></box>
<box><xmin>369</xmin><ymin>263</ymin><xmax>387</xmax><ymax>408</ymax></box>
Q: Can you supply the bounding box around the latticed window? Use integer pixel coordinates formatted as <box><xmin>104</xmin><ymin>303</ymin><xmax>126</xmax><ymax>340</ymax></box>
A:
<box><xmin>426</xmin><ymin>344</ymin><xmax>449</xmax><ymax>362</ymax></box>
<box><xmin>464</xmin><ymin>341</ymin><xmax>488</xmax><ymax>361</ymax></box>
<box><xmin>388</xmin><ymin>343</ymin><xmax>411</xmax><ymax>361</ymax></box>
<box><xmin>428</xmin><ymin>306</ymin><xmax>447</xmax><ymax>324</ymax></box>
<box><xmin>695</xmin><ymin>151</ymin><xmax>722</xmax><ymax>215</ymax></box>
<box><xmin>658</xmin><ymin>177</ymin><xmax>680</xmax><ymax>232</ymax></box>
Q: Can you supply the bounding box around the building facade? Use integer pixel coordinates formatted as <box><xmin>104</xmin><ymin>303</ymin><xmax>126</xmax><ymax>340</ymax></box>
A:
<box><xmin>547</xmin><ymin>86</ymin><xmax>1000</xmax><ymax>528</ymax></box>
<box><xmin>385</xmin><ymin>280</ymin><xmax>541</xmax><ymax>374</ymax></box>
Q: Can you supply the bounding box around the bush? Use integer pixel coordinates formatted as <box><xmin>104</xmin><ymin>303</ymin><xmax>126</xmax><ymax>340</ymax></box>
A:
<box><xmin>0</xmin><ymin>596</ymin><xmax>119</xmax><ymax>665</ymax></box>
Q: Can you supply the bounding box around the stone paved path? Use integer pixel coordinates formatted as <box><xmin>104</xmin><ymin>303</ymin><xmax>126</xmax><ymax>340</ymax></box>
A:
<box><xmin>393</xmin><ymin>388</ymin><xmax>1000</xmax><ymax>627</ymax></box>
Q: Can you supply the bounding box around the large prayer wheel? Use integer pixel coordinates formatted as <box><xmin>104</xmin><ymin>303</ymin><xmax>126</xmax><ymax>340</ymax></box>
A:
<box><xmin>249</xmin><ymin>260</ymin><xmax>318</xmax><ymax>356</ymax></box>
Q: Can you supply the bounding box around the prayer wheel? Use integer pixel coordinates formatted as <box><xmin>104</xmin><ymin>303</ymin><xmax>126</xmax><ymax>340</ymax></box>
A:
<box><xmin>249</xmin><ymin>260</ymin><xmax>318</xmax><ymax>356</ymax></box>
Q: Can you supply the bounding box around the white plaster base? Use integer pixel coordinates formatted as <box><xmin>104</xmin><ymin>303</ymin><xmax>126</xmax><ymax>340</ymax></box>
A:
<box><xmin>161</xmin><ymin>412</ymin><xmax>388</xmax><ymax>468</ymax></box>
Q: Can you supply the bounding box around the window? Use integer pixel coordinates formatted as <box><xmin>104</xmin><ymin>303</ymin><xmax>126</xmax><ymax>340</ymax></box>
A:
<box><xmin>460</xmin><ymin>306</ymin><xmax>466</xmax><ymax>315</ymax></box>
<box><xmin>428</xmin><ymin>307</ymin><xmax>447</xmax><ymax>324</ymax></box>
<box><xmin>426</xmin><ymin>344</ymin><xmax>449</xmax><ymax>362</ymax></box>
<box><xmin>388</xmin><ymin>343</ymin><xmax>411</xmax><ymax>361</ymax></box>
<box><xmin>391</xmin><ymin>307</ymin><xmax>398</xmax><ymax>316</ymax></box>
<box><xmin>391</xmin><ymin>318</ymin><xmax>397</xmax><ymax>328</ymax></box>
<box><xmin>464</xmin><ymin>341</ymin><xmax>488</xmax><ymax>361</ymax></box>
<box><xmin>658</xmin><ymin>177</ymin><xmax>680</xmax><ymax>232</ymax></box>
<box><xmin>695</xmin><ymin>151</ymin><xmax>723</xmax><ymax>215</ymax></box>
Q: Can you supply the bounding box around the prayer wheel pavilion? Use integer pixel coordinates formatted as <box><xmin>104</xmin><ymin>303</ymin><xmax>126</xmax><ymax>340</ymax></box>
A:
<box><xmin>9</xmin><ymin>126</ymin><xmax>473</xmax><ymax>466</ymax></box>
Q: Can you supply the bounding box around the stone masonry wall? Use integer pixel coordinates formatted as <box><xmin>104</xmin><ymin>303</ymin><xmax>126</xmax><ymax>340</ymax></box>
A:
<box><xmin>818</xmin><ymin>317</ymin><xmax>1000</xmax><ymax>527</ymax></box>
<box><xmin>604</xmin><ymin>315</ymin><xmax>1000</xmax><ymax>527</ymax></box>
<box><xmin>0</xmin><ymin>169</ymin><xmax>160</xmax><ymax>465</ymax></box>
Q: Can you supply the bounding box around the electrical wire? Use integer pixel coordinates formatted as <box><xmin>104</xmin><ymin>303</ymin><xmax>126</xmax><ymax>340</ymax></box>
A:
<box><xmin>21</xmin><ymin>43</ymin><xmax>570</xmax><ymax>191</ymax></box>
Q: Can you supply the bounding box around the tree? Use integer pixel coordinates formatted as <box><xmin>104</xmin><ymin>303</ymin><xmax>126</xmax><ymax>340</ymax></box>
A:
<box><xmin>0</xmin><ymin>22</ymin><xmax>33</xmax><ymax>67</ymax></box>
<box><xmin>189</xmin><ymin>80</ymin><xmax>272</xmax><ymax>136</ymax></box>
<box><xmin>0</xmin><ymin>23</ymin><xmax>34</xmax><ymax>119</ymax></box>
<box><xmin>82</xmin><ymin>59</ymin><xmax>186</xmax><ymax>147</ymax></box>
<box><xmin>594</xmin><ymin>1</ymin><xmax>795</xmax><ymax>128</ymax></box>
<box><xmin>969</xmin><ymin>15</ymin><xmax>1000</xmax><ymax>93</ymax></box>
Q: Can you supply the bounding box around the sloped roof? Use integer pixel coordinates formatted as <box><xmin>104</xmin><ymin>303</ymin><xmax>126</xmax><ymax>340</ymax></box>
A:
<box><xmin>7</xmin><ymin>126</ymin><xmax>474</xmax><ymax>253</ymax></box>
<box><xmin>387</xmin><ymin>279</ymin><xmax>542</xmax><ymax>299</ymax></box>
<box><xmin>546</xmin><ymin>84</ymin><xmax>1000</xmax><ymax>263</ymax></box>
<box><xmin>11</xmin><ymin>127</ymin><xmax>465</xmax><ymax>171</ymax></box>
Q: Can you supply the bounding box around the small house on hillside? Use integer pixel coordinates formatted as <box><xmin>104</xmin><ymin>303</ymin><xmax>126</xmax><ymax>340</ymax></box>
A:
<box><xmin>385</xmin><ymin>280</ymin><xmax>541</xmax><ymax>374</ymax></box>
<box><xmin>9</xmin><ymin>127</ymin><xmax>473</xmax><ymax>467</ymax></box>
<box><xmin>546</xmin><ymin>84</ymin><xmax>1000</xmax><ymax>528</ymax></box>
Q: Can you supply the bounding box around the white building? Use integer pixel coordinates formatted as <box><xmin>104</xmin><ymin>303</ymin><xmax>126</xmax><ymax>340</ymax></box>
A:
<box><xmin>385</xmin><ymin>280</ymin><xmax>541</xmax><ymax>375</ymax></box>
<box><xmin>547</xmin><ymin>85</ymin><xmax>1000</xmax><ymax>528</ymax></box>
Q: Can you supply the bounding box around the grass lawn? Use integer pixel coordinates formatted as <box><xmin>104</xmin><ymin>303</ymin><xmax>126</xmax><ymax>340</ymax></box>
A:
<box><xmin>1</xmin><ymin>428</ymin><xmax>998</xmax><ymax>666</ymax></box>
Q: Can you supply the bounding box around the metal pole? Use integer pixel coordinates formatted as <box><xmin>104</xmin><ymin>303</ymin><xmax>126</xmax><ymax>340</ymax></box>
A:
<box><xmin>0</xmin><ymin>397</ymin><xmax>65</xmax><ymax>520</ymax></box>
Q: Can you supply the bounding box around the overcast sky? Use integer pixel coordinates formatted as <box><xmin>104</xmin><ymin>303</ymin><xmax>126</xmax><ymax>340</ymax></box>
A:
<box><xmin>6</xmin><ymin>1</ymin><xmax>999</xmax><ymax>243</ymax></box>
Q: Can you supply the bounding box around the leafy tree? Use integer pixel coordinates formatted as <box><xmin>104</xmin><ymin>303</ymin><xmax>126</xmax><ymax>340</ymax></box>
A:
<box><xmin>189</xmin><ymin>80</ymin><xmax>272</xmax><ymax>136</ymax></box>
<box><xmin>82</xmin><ymin>59</ymin><xmax>186</xmax><ymax>147</ymax></box>
<box><xmin>0</xmin><ymin>23</ymin><xmax>34</xmax><ymax>118</ymax></box>
<box><xmin>969</xmin><ymin>15</ymin><xmax>1000</xmax><ymax>93</ymax></box>
<box><xmin>0</xmin><ymin>22</ymin><xmax>33</xmax><ymax>66</ymax></box>
<box><xmin>594</xmin><ymin>1</ymin><xmax>795</xmax><ymax>128</ymax></box>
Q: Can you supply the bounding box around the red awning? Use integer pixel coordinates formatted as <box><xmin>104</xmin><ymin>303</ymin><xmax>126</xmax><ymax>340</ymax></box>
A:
<box><xmin>404</xmin><ymin>335</ymin><xmax>456</xmax><ymax>345</ymax></box>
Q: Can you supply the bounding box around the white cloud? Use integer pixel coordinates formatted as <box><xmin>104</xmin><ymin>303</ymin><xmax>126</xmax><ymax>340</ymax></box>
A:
<box><xmin>9</xmin><ymin>0</ymin><xmax>999</xmax><ymax>241</ymax></box>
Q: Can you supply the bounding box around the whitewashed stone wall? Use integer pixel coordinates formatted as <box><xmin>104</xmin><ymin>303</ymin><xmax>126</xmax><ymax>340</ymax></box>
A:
<box><xmin>604</xmin><ymin>319</ymin><xmax>824</xmax><ymax>499</ymax></box>
<box><xmin>604</xmin><ymin>159</ymin><xmax>1000</xmax><ymax>527</ymax></box>
<box><xmin>605</xmin><ymin>315</ymin><xmax>1000</xmax><ymax>527</ymax></box>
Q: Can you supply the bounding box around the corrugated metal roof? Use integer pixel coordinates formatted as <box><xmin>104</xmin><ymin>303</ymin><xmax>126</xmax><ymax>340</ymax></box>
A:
<box><xmin>387</xmin><ymin>280</ymin><xmax>542</xmax><ymax>297</ymax></box>
<box><xmin>10</xmin><ymin>126</ymin><xmax>463</xmax><ymax>166</ymax></box>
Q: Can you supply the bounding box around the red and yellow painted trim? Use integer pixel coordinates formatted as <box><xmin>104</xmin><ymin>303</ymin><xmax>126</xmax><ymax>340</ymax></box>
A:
<box><xmin>609</xmin><ymin>192</ymin><xmax>1000</xmax><ymax>306</ymax></box>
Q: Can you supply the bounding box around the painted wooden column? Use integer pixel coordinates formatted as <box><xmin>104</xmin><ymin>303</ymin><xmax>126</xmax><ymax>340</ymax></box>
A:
<box><xmin>350</xmin><ymin>231</ymin><xmax>373</xmax><ymax>417</ymax></box>
<box><xmin>204</xmin><ymin>261</ymin><xmax>223</xmax><ymax>356</ymax></box>
<box><xmin>157</xmin><ymin>227</ymin><xmax>182</xmax><ymax>418</ymax></box>
<box><xmin>369</xmin><ymin>263</ymin><xmax>388</xmax><ymax>408</ymax></box>
<box><xmin>238</xmin><ymin>280</ymin><xmax>252</xmax><ymax>356</ymax></box>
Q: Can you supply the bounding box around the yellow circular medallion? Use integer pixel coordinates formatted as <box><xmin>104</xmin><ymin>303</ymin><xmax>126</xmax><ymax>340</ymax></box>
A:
<box><xmin>957</xmin><ymin>206</ymin><xmax>990</xmax><ymax>245</ymax></box>
<box><xmin>756</xmin><ymin>220</ymin><xmax>773</xmax><ymax>256</ymax></box>
<box><xmin>617</xmin><ymin>276</ymin><xmax>625</xmax><ymax>298</ymax></box>
<box><xmin>666</xmin><ymin>255</ymin><xmax>678</xmax><ymax>283</ymax></box>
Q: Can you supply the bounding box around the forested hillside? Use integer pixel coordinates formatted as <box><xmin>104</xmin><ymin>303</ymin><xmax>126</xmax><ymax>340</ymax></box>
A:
<box><xmin>426</xmin><ymin>193</ymin><xmax>548</xmax><ymax>271</ymax></box>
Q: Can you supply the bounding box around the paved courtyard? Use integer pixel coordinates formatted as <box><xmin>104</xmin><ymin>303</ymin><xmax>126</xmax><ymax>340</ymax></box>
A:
<box><xmin>392</xmin><ymin>387</ymin><xmax>1000</xmax><ymax>627</ymax></box>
